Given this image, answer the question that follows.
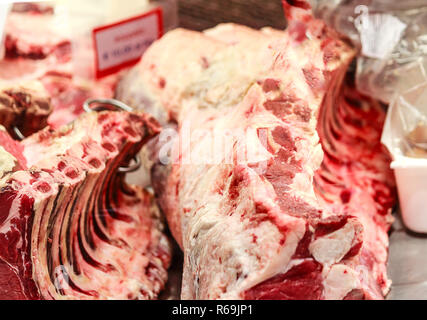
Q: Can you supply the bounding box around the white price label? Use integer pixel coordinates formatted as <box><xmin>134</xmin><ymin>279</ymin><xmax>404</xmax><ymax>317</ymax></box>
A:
<box><xmin>93</xmin><ymin>7</ymin><xmax>163</xmax><ymax>78</ymax></box>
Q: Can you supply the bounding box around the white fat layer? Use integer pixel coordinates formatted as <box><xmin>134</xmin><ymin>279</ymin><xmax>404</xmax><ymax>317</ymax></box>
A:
<box><xmin>309</xmin><ymin>222</ymin><xmax>355</xmax><ymax>265</ymax></box>
<box><xmin>180</xmin><ymin>157</ymin><xmax>307</xmax><ymax>299</ymax></box>
<box><xmin>23</xmin><ymin>114</ymin><xmax>102</xmax><ymax>167</ymax></box>
<box><xmin>0</xmin><ymin>146</ymin><xmax>17</xmax><ymax>176</ymax></box>
<box><xmin>0</xmin><ymin>79</ymin><xmax>47</xmax><ymax>95</ymax></box>
<box><xmin>238</xmin><ymin>222</ymin><xmax>306</xmax><ymax>291</ymax></box>
<box><xmin>323</xmin><ymin>264</ymin><xmax>359</xmax><ymax>300</ymax></box>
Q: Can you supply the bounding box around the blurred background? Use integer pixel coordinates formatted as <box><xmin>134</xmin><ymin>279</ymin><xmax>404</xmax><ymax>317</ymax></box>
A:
<box><xmin>178</xmin><ymin>0</ymin><xmax>287</xmax><ymax>30</ymax></box>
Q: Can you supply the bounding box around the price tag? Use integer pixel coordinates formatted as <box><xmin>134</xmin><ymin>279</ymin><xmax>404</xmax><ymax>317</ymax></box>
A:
<box><xmin>92</xmin><ymin>7</ymin><xmax>163</xmax><ymax>79</ymax></box>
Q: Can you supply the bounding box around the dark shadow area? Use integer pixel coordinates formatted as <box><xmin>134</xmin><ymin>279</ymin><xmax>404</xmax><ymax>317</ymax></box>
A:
<box><xmin>179</xmin><ymin>0</ymin><xmax>287</xmax><ymax>31</ymax></box>
<box><xmin>159</xmin><ymin>231</ymin><xmax>183</xmax><ymax>300</ymax></box>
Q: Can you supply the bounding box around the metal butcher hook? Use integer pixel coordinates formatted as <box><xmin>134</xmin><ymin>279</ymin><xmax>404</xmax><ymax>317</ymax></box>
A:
<box><xmin>84</xmin><ymin>98</ymin><xmax>141</xmax><ymax>173</ymax></box>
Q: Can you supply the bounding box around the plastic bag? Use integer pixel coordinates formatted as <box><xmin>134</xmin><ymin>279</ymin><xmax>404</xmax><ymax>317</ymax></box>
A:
<box><xmin>311</xmin><ymin>0</ymin><xmax>427</xmax><ymax>158</ymax></box>
<box><xmin>382</xmin><ymin>81</ymin><xmax>427</xmax><ymax>161</ymax></box>
<box><xmin>311</xmin><ymin>0</ymin><xmax>427</xmax><ymax>104</ymax></box>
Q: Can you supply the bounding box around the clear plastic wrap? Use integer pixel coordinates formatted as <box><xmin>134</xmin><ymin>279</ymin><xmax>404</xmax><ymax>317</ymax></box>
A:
<box><xmin>382</xmin><ymin>82</ymin><xmax>427</xmax><ymax>161</ymax></box>
<box><xmin>311</xmin><ymin>0</ymin><xmax>427</xmax><ymax>104</ymax></box>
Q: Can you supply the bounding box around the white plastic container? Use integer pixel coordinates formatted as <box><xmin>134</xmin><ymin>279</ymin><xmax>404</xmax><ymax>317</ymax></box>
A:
<box><xmin>382</xmin><ymin>81</ymin><xmax>427</xmax><ymax>233</ymax></box>
<box><xmin>392</xmin><ymin>157</ymin><xmax>427</xmax><ymax>232</ymax></box>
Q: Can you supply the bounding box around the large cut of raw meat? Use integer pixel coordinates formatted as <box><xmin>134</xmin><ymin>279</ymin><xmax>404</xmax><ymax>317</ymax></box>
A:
<box><xmin>40</xmin><ymin>73</ymin><xmax>118</xmax><ymax>129</ymax></box>
<box><xmin>0</xmin><ymin>6</ymin><xmax>118</xmax><ymax>130</ymax></box>
<box><xmin>116</xmin><ymin>3</ymin><xmax>396</xmax><ymax>299</ymax></box>
<box><xmin>0</xmin><ymin>110</ymin><xmax>171</xmax><ymax>299</ymax></box>
<box><xmin>0</xmin><ymin>80</ymin><xmax>52</xmax><ymax>138</ymax></box>
<box><xmin>4</xmin><ymin>9</ymin><xmax>69</xmax><ymax>60</ymax></box>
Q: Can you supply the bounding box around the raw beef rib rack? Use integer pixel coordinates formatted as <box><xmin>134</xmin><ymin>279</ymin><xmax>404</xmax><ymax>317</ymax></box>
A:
<box><xmin>0</xmin><ymin>105</ymin><xmax>172</xmax><ymax>300</ymax></box>
<box><xmin>117</xmin><ymin>4</ymin><xmax>396</xmax><ymax>300</ymax></box>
